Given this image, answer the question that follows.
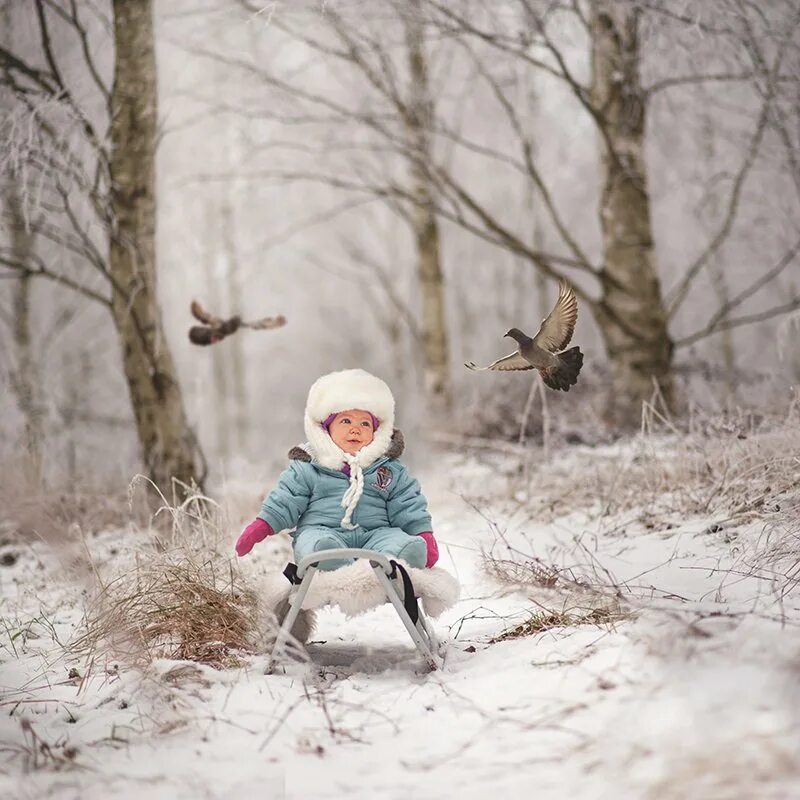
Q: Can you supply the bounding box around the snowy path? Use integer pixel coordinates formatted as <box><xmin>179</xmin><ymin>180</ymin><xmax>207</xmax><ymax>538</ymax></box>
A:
<box><xmin>2</xmin><ymin>448</ymin><xmax>800</xmax><ymax>799</ymax></box>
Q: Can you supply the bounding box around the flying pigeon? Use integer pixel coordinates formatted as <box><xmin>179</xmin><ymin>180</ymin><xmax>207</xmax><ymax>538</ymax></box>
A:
<box><xmin>188</xmin><ymin>300</ymin><xmax>286</xmax><ymax>346</ymax></box>
<box><xmin>465</xmin><ymin>279</ymin><xmax>584</xmax><ymax>391</ymax></box>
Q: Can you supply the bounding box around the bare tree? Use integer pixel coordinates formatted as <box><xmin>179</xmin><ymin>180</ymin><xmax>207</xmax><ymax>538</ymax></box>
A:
<box><xmin>418</xmin><ymin>0</ymin><xmax>800</xmax><ymax>421</ymax></box>
<box><xmin>5</xmin><ymin>191</ymin><xmax>44</xmax><ymax>478</ymax></box>
<box><xmin>177</xmin><ymin>0</ymin><xmax>800</xmax><ymax>427</ymax></box>
<box><xmin>200</xmin><ymin>199</ymin><xmax>232</xmax><ymax>462</ymax></box>
<box><xmin>0</xmin><ymin>4</ymin><xmax>44</xmax><ymax>478</ymax></box>
<box><xmin>404</xmin><ymin>0</ymin><xmax>452</xmax><ymax>410</ymax></box>
<box><xmin>699</xmin><ymin>98</ymin><xmax>737</xmax><ymax>401</ymax></box>
<box><xmin>186</xmin><ymin>0</ymin><xmax>454</xmax><ymax>411</ymax></box>
<box><xmin>0</xmin><ymin>0</ymin><xmax>204</xmax><ymax>492</ymax></box>
<box><xmin>109</xmin><ymin>0</ymin><xmax>202</xmax><ymax>492</ymax></box>
<box><xmin>588</xmin><ymin>1</ymin><xmax>674</xmax><ymax>417</ymax></box>
<box><xmin>220</xmin><ymin>191</ymin><xmax>249</xmax><ymax>450</ymax></box>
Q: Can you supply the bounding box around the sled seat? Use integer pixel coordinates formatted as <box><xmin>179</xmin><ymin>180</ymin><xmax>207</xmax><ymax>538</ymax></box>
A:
<box><xmin>265</xmin><ymin>548</ymin><xmax>457</xmax><ymax>672</ymax></box>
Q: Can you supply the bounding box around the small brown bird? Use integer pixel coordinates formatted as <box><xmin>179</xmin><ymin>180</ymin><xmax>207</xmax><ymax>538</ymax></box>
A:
<box><xmin>188</xmin><ymin>300</ymin><xmax>286</xmax><ymax>346</ymax></box>
<box><xmin>465</xmin><ymin>279</ymin><xmax>584</xmax><ymax>391</ymax></box>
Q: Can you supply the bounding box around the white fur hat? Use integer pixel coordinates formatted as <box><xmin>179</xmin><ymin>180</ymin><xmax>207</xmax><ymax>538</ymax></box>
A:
<box><xmin>303</xmin><ymin>369</ymin><xmax>396</xmax><ymax>471</ymax></box>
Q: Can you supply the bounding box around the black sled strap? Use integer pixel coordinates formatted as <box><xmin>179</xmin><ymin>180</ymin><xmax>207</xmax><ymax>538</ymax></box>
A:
<box><xmin>389</xmin><ymin>560</ymin><xmax>420</xmax><ymax>625</ymax></box>
<box><xmin>283</xmin><ymin>562</ymin><xmax>301</xmax><ymax>585</ymax></box>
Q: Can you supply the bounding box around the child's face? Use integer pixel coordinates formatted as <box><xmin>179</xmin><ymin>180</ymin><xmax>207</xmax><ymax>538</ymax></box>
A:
<box><xmin>328</xmin><ymin>409</ymin><xmax>375</xmax><ymax>455</ymax></box>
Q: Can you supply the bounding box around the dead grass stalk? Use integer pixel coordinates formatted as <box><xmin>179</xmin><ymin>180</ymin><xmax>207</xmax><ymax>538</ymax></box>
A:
<box><xmin>71</xmin><ymin>477</ymin><xmax>267</xmax><ymax>669</ymax></box>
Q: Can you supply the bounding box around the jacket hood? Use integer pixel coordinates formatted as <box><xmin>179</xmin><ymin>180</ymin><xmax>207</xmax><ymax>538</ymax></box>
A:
<box><xmin>303</xmin><ymin>369</ymin><xmax>396</xmax><ymax>470</ymax></box>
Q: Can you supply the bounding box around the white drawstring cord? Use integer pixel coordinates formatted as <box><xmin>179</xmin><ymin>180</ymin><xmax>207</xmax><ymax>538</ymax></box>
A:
<box><xmin>340</xmin><ymin>453</ymin><xmax>365</xmax><ymax>529</ymax></box>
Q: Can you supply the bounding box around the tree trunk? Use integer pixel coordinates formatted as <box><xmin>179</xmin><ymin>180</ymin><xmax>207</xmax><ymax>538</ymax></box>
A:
<box><xmin>404</xmin><ymin>0</ymin><xmax>451</xmax><ymax>412</ymax></box>
<box><xmin>202</xmin><ymin>200</ymin><xmax>230</xmax><ymax>463</ymax></box>
<box><xmin>590</xmin><ymin>2</ymin><xmax>674</xmax><ymax>425</ymax></box>
<box><xmin>700</xmin><ymin>109</ymin><xmax>737</xmax><ymax>403</ymax></box>
<box><xmin>221</xmin><ymin>198</ymin><xmax>248</xmax><ymax>452</ymax></box>
<box><xmin>109</xmin><ymin>0</ymin><xmax>203</xmax><ymax>493</ymax></box>
<box><xmin>8</xmin><ymin>194</ymin><xmax>44</xmax><ymax>480</ymax></box>
<box><xmin>2</xmin><ymin>0</ymin><xmax>44</xmax><ymax>481</ymax></box>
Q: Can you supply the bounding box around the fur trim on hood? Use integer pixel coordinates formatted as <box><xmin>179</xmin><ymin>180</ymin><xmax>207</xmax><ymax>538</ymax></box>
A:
<box><xmin>299</xmin><ymin>370</ymin><xmax>398</xmax><ymax>529</ymax></box>
<box><xmin>303</xmin><ymin>369</ymin><xmax>395</xmax><ymax>471</ymax></box>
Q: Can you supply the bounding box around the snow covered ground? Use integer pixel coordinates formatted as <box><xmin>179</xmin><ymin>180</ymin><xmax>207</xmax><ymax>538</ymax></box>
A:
<box><xmin>2</xmin><ymin>435</ymin><xmax>800</xmax><ymax>800</ymax></box>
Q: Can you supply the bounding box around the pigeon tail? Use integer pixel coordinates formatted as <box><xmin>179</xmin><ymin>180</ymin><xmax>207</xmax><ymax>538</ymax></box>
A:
<box><xmin>541</xmin><ymin>346</ymin><xmax>583</xmax><ymax>392</ymax></box>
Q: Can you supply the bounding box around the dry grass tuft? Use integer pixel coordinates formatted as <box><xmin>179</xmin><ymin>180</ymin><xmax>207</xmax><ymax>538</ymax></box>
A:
<box><xmin>71</xmin><ymin>478</ymin><xmax>267</xmax><ymax>669</ymax></box>
<box><xmin>478</xmin><ymin>402</ymin><xmax>800</xmax><ymax>609</ymax></box>
<box><xmin>483</xmin><ymin>543</ymin><xmax>631</xmax><ymax>643</ymax></box>
<box><xmin>490</xmin><ymin>606</ymin><xmax>627</xmax><ymax>643</ymax></box>
<box><xmin>0</xmin><ymin>719</ymin><xmax>82</xmax><ymax>772</ymax></box>
<box><xmin>73</xmin><ymin>559</ymin><xmax>261</xmax><ymax>669</ymax></box>
<box><xmin>484</xmin><ymin>554</ymin><xmax>568</xmax><ymax>590</ymax></box>
<box><xmin>0</xmin><ymin>458</ymin><xmax>141</xmax><ymax>544</ymax></box>
<box><xmin>508</xmin><ymin>403</ymin><xmax>800</xmax><ymax>529</ymax></box>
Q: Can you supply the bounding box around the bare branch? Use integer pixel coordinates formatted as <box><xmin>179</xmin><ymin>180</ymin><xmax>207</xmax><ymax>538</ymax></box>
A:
<box><xmin>666</xmin><ymin>83</ymin><xmax>774</xmax><ymax>317</ymax></box>
<box><xmin>189</xmin><ymin>9</ymin><xmax>602</xmax><ymax>299</ymax></box>
<box><xmin>519</xmin><ymin>0</ymin><xmax>628</xmax><ymax>172</ymax></box>
<box><xmin>39</xmin><ymin>0</ymin><xmax>112</xmax><ymax>103</ymax></box>
<box><xmin>423</xmin><ymin>0</ymin><xmax>567</xmax><ymax>83</ymax></box>
<box><xmin>452</xmin><ymin>33</ymin><xmax>597</xmax><ymax>274</ymax></box>
<box><xmin>733</xmin><ymin>3</ymin><xmax>800</xmax><ymax>203</ymax></box>
<box><xmin>667</xmin><ymin>2</ymin><xmax>800</xmax><ymax>318</ymax></box>
<box><xmin>0</xmin><ymin>46</ymin><xmax>58</xmax><ymax>94</ymax></box>
<box><xmin>174</xmin><ymin>44</ymin><xmax>408</xmax><ymax>151</ymax></box>
<box><xmin>675</xmin><ymin>239</ymin><xmax>800</xmax><ymax>347</ymax></box>
<box><xmin>645</xmin><ymin>71</ymin><xmax>761</xmax><ymax>96</ymax></box>
<box><xmin>31</xmin><ymin>0</ymin><xmax>105</xmax><ymax>156</ymax></box>
<box><xmin>431</xmin><ymin>167</ymin><xmax>595</xmax><ymax>303</ymax></box>
<box><xmin>34</xmin><ymin>0</ymin><xmax>66</xmax><ymax>93</ymax></box>
<box><xmin>635</xmin><ymin>1</ymin><xmax>739</xmax><ymax>37</ymax></box>
<box><xmin>344</xmin><ymin>243</ymin><xmax>423</xmax><ymax>343</ymax></box>
<box><xmin>0</xmin><ymin>251</ymin><xmax>110</xmax><ymax>307</ymax></box>
<box><xmin>238</xmin><ymin>194</ymin><xmax>381</xmax><ymax>264</ymax></box>
<box><xmin>676</xmin><ymin>299</ymin><xmax>800</xmax><ymax>348</ymax></box>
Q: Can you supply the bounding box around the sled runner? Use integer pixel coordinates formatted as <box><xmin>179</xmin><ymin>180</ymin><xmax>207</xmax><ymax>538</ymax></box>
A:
<box><xmin>265</xmin><ymin>548</ymin><xmax>457</xmax><ymax>672</ymax></box>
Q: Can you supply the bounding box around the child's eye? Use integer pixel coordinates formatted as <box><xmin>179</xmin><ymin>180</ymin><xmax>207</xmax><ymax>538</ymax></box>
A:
<box><xmin>361</xmin><ymin>421</ymin><xmax>371</xmax><ymax>427</ymax></box>
<box><xmin>340</xmin><ymin>418</ymin><xmax>351</xmax><ymax>424</ymax></box>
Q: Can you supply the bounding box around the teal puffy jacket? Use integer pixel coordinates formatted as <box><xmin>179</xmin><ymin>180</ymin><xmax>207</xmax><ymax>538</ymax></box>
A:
<box><xmin>257</xmin><ymin>455</ymin><xmax>432</xmax><ymax>535</ymax></box>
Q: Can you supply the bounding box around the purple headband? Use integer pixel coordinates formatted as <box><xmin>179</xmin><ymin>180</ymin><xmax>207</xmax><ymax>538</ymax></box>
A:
<box><xmin>322</xmin><ymin>411</ymin><xmax>380</xmax><ymax>431</ymax></box>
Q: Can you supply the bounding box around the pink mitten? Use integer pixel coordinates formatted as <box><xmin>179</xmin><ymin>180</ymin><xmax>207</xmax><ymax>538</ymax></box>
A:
<box><xmin>418</xmin><ymin>531</ymin><xmax>439</xmax><ymax>568</ymax></box>
<box><xmin>235</xmin><ymin>518</ymin><xmax>274</xmax><ymax>557</ymax></box>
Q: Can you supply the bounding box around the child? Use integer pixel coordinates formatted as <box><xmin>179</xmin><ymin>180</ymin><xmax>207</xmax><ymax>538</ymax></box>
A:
<box><xmin>235</xmin><ymin>369</ymin><xmax>439</xmax><ymax>571</ymax></box>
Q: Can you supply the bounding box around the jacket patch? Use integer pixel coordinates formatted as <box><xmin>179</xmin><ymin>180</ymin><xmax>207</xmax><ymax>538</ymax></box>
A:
<box><xmin>373</xmin><ymin>466</ymin><xmax>393</xmax><ymax>491</ymax></box>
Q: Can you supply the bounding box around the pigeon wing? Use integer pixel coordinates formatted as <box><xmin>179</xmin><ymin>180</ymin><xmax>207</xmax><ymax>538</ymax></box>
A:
<box><xmin>532</xmin><ymin>279</ymin><xmax>578</xmax><ymax>353</ymax></box>
<box><xmin>243</xmin><ymin>314</ymin><xmax>287</xmax><ymax>331</ymax></box>
<box><xmin>190</xmin><ymin>300</ymin><xmax>225</xmax><ymax>327</ymax></box>
<box><xmin>465</xmin><ymin>351</ymin><xmax>534</xmax><ymax>372</ymax></box>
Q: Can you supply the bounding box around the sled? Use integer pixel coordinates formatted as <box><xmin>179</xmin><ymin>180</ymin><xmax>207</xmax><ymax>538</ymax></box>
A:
<box><xmin>265</xmin><ymin>548</ymin><xmax>455</xmax><ymax>672</ymax></box>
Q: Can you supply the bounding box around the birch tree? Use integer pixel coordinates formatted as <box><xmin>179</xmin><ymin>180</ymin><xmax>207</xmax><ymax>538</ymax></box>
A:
<box><xmin>191</xmin><ymin>0</ymin><xmax>454</xmax><ymax>412</ymax></box>
<box><xmin>588</xmin><ymin>1</ymin><xmax>674</xmax><ymax>415</ymax></box>
<box><xmin>0</xmin><ymin>0</ymin><xmax>204</xmax><ymax>492</ymax></box>
<box><xmin>184</xmin><ymin>0</ymin><xmax>800</xmax><ymax>426</ymax></box>
<box><xmin>0</xmin><ymin>3</ymin><xmax>44</xmax><ymax>479</ymax></box>
<box><xmin>6</xmin><ymin>191</ymin><xmax>44</xmax><ymax>478</ymax></box>
<box><xmin>403</xmin><ymin>0</ymin><xmax>451</xmax><ymax>410</ymax></box>
<box><xmin>422</xmin><ymin>0</ymin><xmax>800</xmax><ymax>423</ymax></box>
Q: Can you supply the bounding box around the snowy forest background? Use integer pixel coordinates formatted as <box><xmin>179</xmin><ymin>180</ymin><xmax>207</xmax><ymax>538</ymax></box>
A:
<box><xmin>1</xmin><ymin>0</ymin><xmax>799</xmax><ymax>493</ymax></box>
<box><xmin>2</xmin><ymin>2</ymin><xmax>800</xmax><ymax>799</ymax></box>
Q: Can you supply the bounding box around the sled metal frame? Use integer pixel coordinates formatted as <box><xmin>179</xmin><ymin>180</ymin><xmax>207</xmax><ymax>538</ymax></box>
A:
<box><xmin>266</xmin><ymin>548</ymin><xmax>444</xmax><ymax>672</ymax></box>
